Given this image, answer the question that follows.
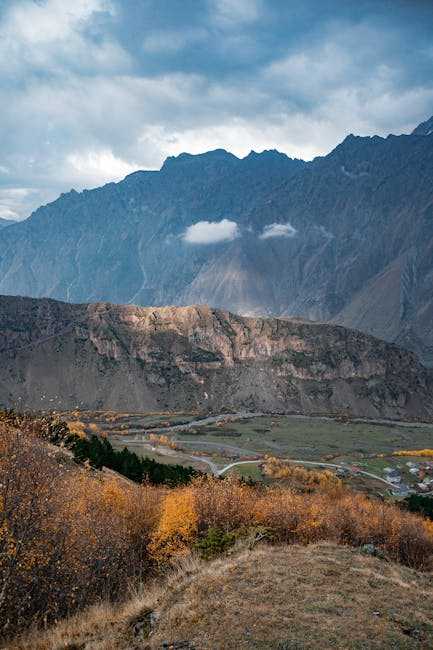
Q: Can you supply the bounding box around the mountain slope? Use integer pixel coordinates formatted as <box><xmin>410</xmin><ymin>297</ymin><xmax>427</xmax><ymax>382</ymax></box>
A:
<box><xmin>0</xmin><ymin>295</ymin><xmax>432</xmax><ymax>417</ymax></box>
<box><xmin>10</xmin><ymin>544</ymin><xmax>433</xmax><ymax>650</ymax></box>
<box><xmin>0</xmin><ymin>119</ymin><xmax>432</xmax><ymax>363</ymax></box>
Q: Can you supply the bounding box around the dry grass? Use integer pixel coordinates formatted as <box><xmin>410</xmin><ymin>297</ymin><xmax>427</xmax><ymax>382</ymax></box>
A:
<box><xmin>8</xmin><ymin>543</ymin><xmax>433</xmax><ymax>650</ymax></box>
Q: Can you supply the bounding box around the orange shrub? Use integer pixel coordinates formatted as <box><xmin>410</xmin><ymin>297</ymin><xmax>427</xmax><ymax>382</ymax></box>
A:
<box><xmin>65</xmin><ymin>420</ymin><xmax>87</xmax><ymax>438</ymax></box>
<box><xmin>262</xmin><ymin>457</ymin><xmax>342</xmax><ymax>493</ymax></box>
<box><xmin>148</xmin><ymin>433</ymin><xmax>179</xmax><ymax>450</ymax></box>
<box><xmin>191</xmin><ymin>476</ymin><xmax>256</xmax><ymax>533</ymax></box>
<box><xmin>253</xmin><ymin>488</ymin><xmax>332</xmax><ymax>543</ymax></box>
<box><xmin>393</xmin><ymin>449</ymin><xmax>433</xmax><ymax>457</ymax></box>
<box><xmin>327</xmin><ymin>492</ymin><xmax>433</xmax><ymax>568</ymax></box>
<box><xmin>0</xmin><ymin>424</ymin><xmax>159</xmax><ymax>637</ymax></box>
<box><xmin>149</xmin><ymin>487</ymin><xmax>198</xmax><ymax>562</ymax></box>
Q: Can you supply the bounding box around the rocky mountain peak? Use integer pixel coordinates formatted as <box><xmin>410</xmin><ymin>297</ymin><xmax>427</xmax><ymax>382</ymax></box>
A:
<box><xmin>161</xmin><ymin>149</ymin><xmax>239</xmax><ymax>173</ymax></box>
<box><xmin>411</xmin><ymin>115</ymin><xmax>433</xmax><ymax>136</ymax></box>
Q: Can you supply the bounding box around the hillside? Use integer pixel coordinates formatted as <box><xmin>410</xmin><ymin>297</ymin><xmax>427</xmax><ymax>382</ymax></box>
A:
<box><xmin>0</xmin><ymin>119</ymin><xmax>432</xmax><ymax>364</ymax></box>
<box><xmin>1</xmin><ymin>295</ymin><xmax>433</xmax><ymax>417</ymax></box>
<box><xmin>9</xmin><ymin>544</ymin><xmax>433</xmax><ymax>650</ymax></box>
<box><xmin>3</xmin><ymin>411</ymin><xmax>433</xmax><ymax>647</ymax></box>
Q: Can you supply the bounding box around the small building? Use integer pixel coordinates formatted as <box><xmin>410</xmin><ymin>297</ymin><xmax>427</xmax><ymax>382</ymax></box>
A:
<box><xmin>417</xmin><ymin>478</ymin><xmax>433</xmax><ymax>491</ymax></box>
<box><xmin>384</xmin><ymin>468</ymin><xmax>401</xmax><ymax>482</ymax></box>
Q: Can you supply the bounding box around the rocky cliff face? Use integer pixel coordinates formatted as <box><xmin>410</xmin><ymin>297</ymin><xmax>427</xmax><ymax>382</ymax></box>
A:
<box><xmin>0</xmin><ymin>119</ymin><xmax>432</xmax><ymax>364</ymax></box>
<box><xmin>1</xmin><ymin>295</ymin><xmax>432</xmax><ymax>417</ymax></box>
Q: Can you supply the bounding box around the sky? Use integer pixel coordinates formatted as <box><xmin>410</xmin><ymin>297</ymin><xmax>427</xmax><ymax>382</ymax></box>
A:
<box><xmin>1</xmin><ymin>0</ymin><xmax>433</xmax><ymax>220</ymax></box>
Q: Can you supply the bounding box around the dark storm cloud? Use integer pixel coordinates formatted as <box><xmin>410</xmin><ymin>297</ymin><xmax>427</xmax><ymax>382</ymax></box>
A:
<box><xmin>0</xmin><ymin>0</ymin><xmax>432</xmax><ymax>219</ymax></box>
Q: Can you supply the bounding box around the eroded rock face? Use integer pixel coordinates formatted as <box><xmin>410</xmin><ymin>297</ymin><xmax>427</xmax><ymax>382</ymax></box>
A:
<box><xmin>1</xmin><ymin>295</ymin><xmax>432</xmax><ymax>418</ymax></box>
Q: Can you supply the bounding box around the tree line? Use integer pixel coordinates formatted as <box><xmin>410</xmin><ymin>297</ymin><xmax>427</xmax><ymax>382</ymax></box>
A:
<box><xmin>72</xmin><ymin>434</ymin><xmax>199</xmax><ymax>486</ymax></box>
<box><xmin>0</xmin><ymin>409</ymin><xmax>200</xmax><ymax>486</ymax></box>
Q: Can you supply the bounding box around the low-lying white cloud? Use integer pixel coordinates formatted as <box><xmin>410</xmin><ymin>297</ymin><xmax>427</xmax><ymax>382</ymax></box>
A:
<box><xmin>259</xmin><ymin>222</ymin><xmax>297</xmax><ymax>239</ymax></box>
<box><xmin>183</xmin><ymin>219</ymin><xmax>239</xmax><ymax>244</ymax></box>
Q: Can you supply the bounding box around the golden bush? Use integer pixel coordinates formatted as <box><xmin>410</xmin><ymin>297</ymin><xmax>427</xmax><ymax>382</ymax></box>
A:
<box><xmin>262</xmin><ymin>456</ymin><xmax>342</xmax><ymax>493</ymax></box>
<box><xmin>393</xmin><ymin>449</ymin><xmax>433</xmax><ymax>457</ymax></box>
<box><xmin>149</xmin><ymin>487</ymin><xmax>198</xmax><ymax>561</ymax></box>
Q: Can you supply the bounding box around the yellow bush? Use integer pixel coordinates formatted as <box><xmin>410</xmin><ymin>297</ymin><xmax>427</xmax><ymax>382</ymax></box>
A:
<box><xmin>149</xmin><ymin>488</ymin><xmax>198</xmax><ymax>561</ymax></box>
<box><xmin>393</xmin><ymin>449</ymin><xmax>433</xmax><ymax>457</ymax></box>
<box><xmin>262</xmin><ymin>457</ymin><xmax>342</xmax><ymax>493</ymax></box>
<box><xmin>191</xmin><ymin>475</ymin><xmax>257</xmax><ymax>532</ymax></box>
<box><xmin>148</xmin><ymin>433</ymin><xmax>179</xmax><ymax>450</ymax></box>
<box><xmin>66</xmin><ymin>420</ymin><xmax>87</xmax><ymax>438</ymax></box>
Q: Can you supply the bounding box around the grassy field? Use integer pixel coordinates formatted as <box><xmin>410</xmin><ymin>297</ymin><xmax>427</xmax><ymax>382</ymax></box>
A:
<box><xmin>180</xmin><ymin>416</ymin><xmax>433</xmax><ymax>461</ymax></box>
<box><xmin>63</xmin><ymin>411</ymin><xmax>433</xmax><ymax>463</ymax></box>
<box><xmin>225</xmin><ymin>462</ymin><xmax>263</xmax><ymax>480</ymax></box>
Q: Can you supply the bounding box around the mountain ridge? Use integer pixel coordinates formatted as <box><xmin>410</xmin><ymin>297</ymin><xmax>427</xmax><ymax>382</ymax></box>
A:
<box><xmin>1</xmin><ymin>294</ymin><xmax>432</xmax><ymax>417</ymax></box>
<box><xmin>0</xmin><ymin>117</ymin><xmax>432</xmax><ymax>364</ymax></box>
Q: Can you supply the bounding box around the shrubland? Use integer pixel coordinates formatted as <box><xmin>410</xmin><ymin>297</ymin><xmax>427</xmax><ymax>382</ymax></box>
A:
<box><xmin>1</xmin><ymin>412</ymin><xmax>433</xmax><ymax>643</ymax></box>
<box><xmin>393</xmin><ymin>449</ymin><xmax>433</xmax><ymax>457</ymax></box>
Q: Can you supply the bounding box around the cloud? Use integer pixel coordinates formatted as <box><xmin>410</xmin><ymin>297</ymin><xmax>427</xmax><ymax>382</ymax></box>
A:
<box><xmin>210</xmin><ymin>0</ymin><xmax>262</xmax><ymax>28</ymax></box>
<box><xmin>1</xmin><ymin>0</ymin><xmax>433</xmax><ymax>218</ymax></box>
<box><xmin>142</xmin><ymin>28</ymin><xmax>208</xmax><ymax>54</ymax></box>
<box><xmin>0</xmin><ymin>187</ymin><xmax>42</xmax><ymax>219</ymax></box>
<box><xmin>67</xmin><ymin>149</ymin><xmax>138</xmax><ymax>183</ymax></box>
<box><xmin>259</xmin><ymin>222</ymin><xmax>297</xmax><ymax>240</ymax></box>
<box><xmin>0</xmin><ymin>0</ymin><xmax>129</xmax><ymax>78</ymax></box>
<box><xmin>183</xmin><ymin>219</ymin><xmax>240</xmax><ymax>244</ymax></box>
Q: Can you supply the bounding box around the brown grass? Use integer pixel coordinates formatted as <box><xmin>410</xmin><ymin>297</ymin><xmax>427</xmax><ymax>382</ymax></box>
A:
<box><xmin>8</xmin><ymin>543</ymin><xmax>433</xmax><ymax>650</ymax></box>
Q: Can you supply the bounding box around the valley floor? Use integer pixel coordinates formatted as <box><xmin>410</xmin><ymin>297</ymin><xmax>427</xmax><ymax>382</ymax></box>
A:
<box><xmin>62</xmin><ymin>410</ymin><xmax>433</xmax><ymax>497</ymax></box>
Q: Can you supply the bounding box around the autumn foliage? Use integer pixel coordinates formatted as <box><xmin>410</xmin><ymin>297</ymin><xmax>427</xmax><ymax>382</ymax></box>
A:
<box><xmin>393</xmin><ymin>449</ymin><xmax>433</xmax><ymax>457</ymax></box>
<box><xmin>262</xmin><ymin>456</ymin><xmax>342</xmax><ymax>492</ymax></box>
<box><xmin>2</xmin><ymin>417</ymin><xmax>433</xmax><ymax>640</ymax></box>
<box><xmin>0</xmin><ymin>422</ymin><xmax>164</xmax><ymax>637</ymax></box>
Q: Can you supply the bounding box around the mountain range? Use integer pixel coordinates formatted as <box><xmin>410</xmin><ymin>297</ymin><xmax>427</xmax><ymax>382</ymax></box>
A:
<box><xmin>1</xmin><ymin>294</ymin><xmax>432</xmax><ymax>417</ymax></box>
<box><xmin>0</xmin><ymin>117</ymin><xmax>432</xmax><ymax>365</ymax></box>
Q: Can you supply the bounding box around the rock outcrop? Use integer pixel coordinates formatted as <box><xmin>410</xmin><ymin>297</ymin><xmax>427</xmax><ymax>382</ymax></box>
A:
<box><xmin>1</xmin><ymin>295</ymin><xmax>432</xmax><ymax>417</ymax></box>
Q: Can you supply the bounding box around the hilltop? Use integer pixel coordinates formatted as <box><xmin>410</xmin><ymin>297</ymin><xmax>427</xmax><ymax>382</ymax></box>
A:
<box><xmin>1</xmin><ymin>295</ymin><xmax>433</xmax><ymax>417</ymax></box>
<box><xmin>9</xmin><ymin>544</ymin><xmax>433</xmax><ymax>650</ymax></box>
